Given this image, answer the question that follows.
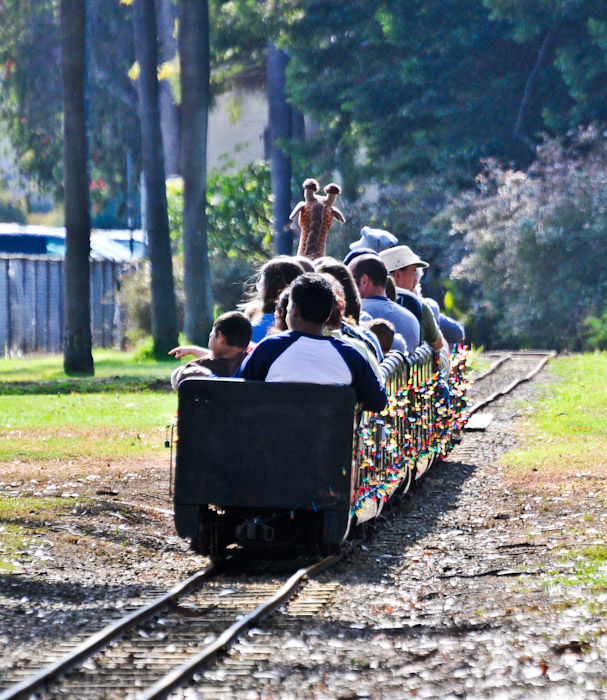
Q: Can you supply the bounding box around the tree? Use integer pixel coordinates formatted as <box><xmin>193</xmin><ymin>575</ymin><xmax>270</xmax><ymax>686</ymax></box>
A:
<box><xmin>61</xmin><ymin>0</ymin><xmax>93</xmax><ymax>375</ymax></box>
<box><xmin>156</xmin><ymin>0</ymin><xmax>181</xmax><ymax>176</ymax></box>
<box><xmin>450</xmin><ymin>127</ymin><xmax>607</xmax><ymax>351</ymax></box>
<box><xmin>133</xmin><ymin>0</ymin><xmax>179</xmax><ymax>356</ymax></box>
<box><xmin>0</xmin><ymin>0</ymin><xmax>139</xmax><ymax>218</ymax></box>
<box><xmin>284</xmin><ymin>1</ymin><xmax>607</xmax><ymax>182</ymax></box>
<box><xmin>266</xmin><ymin>41</ymin><xmax>293</xmax><ymax>255</ymax></box>
<box><xmin>178</xmin><ymin>0</ymin><xmax>214</xmax><ymax>344</ymax></box>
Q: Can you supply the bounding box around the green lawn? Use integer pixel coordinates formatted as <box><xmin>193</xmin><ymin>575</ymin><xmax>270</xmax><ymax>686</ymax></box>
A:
<box><xmin>0</xmin><ymin>348</ymin><xmax>182</xmax><ymax>395</ymax></box>
<box><xmin>0</xmin><ymin>349</ymin><xmax>178</xmax><ymax>460</ymax></box>
<box><xmin>502</xmin><ymin>352</ymin><xmax>607</xmax><ymax>477</ymax></box>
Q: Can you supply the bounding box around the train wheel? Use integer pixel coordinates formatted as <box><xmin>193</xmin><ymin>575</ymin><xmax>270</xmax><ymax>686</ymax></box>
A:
<box><xmin>209</xmin><ymin>522</ymin><xmax>228</xmax><ymax>562</ymax></box>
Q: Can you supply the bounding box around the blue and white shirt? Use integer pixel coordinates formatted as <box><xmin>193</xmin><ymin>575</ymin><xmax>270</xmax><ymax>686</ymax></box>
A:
<box><xmin>236</xmin><ymin>330</ymin><xmax>387</xmax><ymax>413</ymax></box>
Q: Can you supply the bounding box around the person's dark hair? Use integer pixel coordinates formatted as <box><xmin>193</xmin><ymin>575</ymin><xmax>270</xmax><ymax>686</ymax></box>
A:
<box><xmin>349</xmin><ymin>254</ymin><xmax>388</xmax><ymax>288</ymax></box>
<box><xmin>243</xmin><ymin>256</ymin><xmax>304</xmax><ymax>317</ymax></box>
<box><xmin>385</xmin><ymin>275</ymin><xmax>396</xmax><ymax>301</ymax></box>
<box><xmin>366</xmin><ymin>318</ymin><xmax>395</xmax><ymax>354</ymax></box>
<box><xmin>273</xmin><ymin>287</ymin><xmax>290</xmax><ymax>332</ymax></box>
<box><xmin>290</xmin><ymin>273</ymin><xmax>335</xmax><ymax>324</ymax></box>
<box><xmin>320</xmin><ymin>274</ymin><xmax>346</xmax><ymax>331</ymax></box>
<box><xmin>214</xmin><ymin>311</ymin><xmax>252</xmax><ymax>349</ymax></box>
<box><xmin>292</xmin><ymin>255</ymin><xmax>315</xmax><ymax>273</ymax></box>
<box><xmin>314</xmin><ymin>257</ymin><xmax>362</xmax><ymax>323</ymax></box>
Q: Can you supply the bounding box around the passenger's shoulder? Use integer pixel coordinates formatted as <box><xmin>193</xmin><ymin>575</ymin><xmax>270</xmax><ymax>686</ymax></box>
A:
<box><xmin>330</xmin><ymin>334</ymin><xmax>371</xmax><ymax>364</ymax></box>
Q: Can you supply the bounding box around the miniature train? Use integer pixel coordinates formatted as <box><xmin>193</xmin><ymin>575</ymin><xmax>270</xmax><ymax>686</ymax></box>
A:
<box><xmin>172</xmin><ymin>344</ymin><xmax>469</xmax><ymax>560</ymax></box>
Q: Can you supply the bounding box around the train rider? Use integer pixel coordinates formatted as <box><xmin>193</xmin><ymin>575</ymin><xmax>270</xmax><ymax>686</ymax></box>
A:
<box><xmin>168</xmin><ymin>311</ymin><xmax>252</xmax><ymax>391</ymax></box>
<box><xmin>347</xmin><ymin>254</ymin><xmax>420</xmax><ymax>354</ymax></box>
<box><xmin>378</xmin><ymin>245</ymin><xmax>445</xmax><ymax>352</ymax></box>
<box><xmin>414</xmin><ymin>268</ymin><xmax>466</xmax><ymax>346</ymax></box>
<box><xmin>236</xmin><ymin>273</ymin><xmax>387</xmax><ymax>413</ymax></box>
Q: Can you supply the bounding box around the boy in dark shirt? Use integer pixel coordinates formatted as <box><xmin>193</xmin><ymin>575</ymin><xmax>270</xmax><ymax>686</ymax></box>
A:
<box><xmin>169</xmin><ymin>311</ymin><xmax>252</xmax><ymax>391</ymax></box>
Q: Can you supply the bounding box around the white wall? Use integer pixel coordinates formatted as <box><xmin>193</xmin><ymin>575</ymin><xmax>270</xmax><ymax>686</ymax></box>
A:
<box><xmin>207</xmin><ymin>89</ymin><xmax>267</xmax><ymax>171</ymax></box>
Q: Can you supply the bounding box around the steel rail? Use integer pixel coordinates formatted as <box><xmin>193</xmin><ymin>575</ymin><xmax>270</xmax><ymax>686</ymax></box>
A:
<box><xmin>467</xmin><ymin>351</ymin><xmax>555</xmax><ymax>417</ymax></box>
<box><xmin>136</xmin><ymin>554</ymin><xmax>342</xmax><ymax>700</ymax></box>
<box><xmin>471</xmin><ymin>354</ymin><xmax>512</xmax><ymax>382</ymax></box>
<box><xmin>0</xmin><ymin>563</ymin><xmax>220</xmax><ymax>700</ymax></box>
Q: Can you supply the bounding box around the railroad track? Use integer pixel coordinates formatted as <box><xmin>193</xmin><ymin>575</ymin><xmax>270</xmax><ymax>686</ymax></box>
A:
<box><xmin>465</xmin><ymin>350</ymin><xmax>555</xmax><ymax>425</ymax></box>
<box><xmin>0</xmin><ymin>351</ymin><xmax>555</xmax><ymax>700</ymax></box>
<box><xmin>0</xmin><ymin>556</ymin><xmax>341</xmax><ymax>700</ymax></box>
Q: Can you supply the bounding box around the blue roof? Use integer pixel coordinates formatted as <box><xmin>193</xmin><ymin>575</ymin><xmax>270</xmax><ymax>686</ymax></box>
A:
<box><xmin>0</xmin><ymin>224</ymin><xmax>146</xmax><ymax>261</ymax></box>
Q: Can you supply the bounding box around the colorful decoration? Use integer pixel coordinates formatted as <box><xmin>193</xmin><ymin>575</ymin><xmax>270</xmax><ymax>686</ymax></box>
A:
<box><xmin>352</xmin><ymin>345</ymin><xmax>470</xmax><ymax>518</ymax></box>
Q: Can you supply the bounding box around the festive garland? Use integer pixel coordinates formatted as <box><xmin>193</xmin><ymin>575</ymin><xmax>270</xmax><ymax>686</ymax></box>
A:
<box><xmin>352</xmin><ymin>345</ymin><xmax>470</xmax><ymax>518</ymax></box>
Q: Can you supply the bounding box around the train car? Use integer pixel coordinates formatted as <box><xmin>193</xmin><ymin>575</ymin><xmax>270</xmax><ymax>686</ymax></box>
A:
<box><xmin>173</xmin><ymin>344</ymin><xmax>469</xmax><ymax>560</ymax></box>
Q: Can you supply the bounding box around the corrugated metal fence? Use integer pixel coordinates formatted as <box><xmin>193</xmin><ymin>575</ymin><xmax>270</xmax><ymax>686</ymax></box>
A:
<box><xmin>0</xmin><ymin>256</ymin><xmax>131</xmax><ymax>356</ymax></box>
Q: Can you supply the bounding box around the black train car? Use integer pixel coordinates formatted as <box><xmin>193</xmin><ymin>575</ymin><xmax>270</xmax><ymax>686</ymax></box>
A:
<box><xmin>173</xmin><ymin>345</ymin><xmax>469</xmax><ymax>559</ymax></box>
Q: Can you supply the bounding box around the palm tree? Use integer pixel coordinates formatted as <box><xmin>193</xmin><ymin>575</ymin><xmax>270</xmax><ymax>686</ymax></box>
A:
<box><xmin>61</xmin><ymin>0</ymin><xmax>94</xmax><ymax>375</ymax></box>
<box><xmin>133</xmin><ymin>0</ymin><xmax>178</xmax><ymax>356</ymax></box>
<box><xmin>267</xmin><ymin>41</ymin><xmax>292</xmax><ymax>256</ymax></box>
<box><xmin>156</xmin><ymin>0</ymin><xmax>181</xmax><ymax>176</ymax></box>
<box><xmin>178</xmin><ymin>0</ymin><xmax>214</xmax><ymax>344</ymax></box>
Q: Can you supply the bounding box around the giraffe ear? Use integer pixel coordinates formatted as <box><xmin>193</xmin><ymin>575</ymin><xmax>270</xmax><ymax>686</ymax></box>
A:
<box><xmin>289</xmin><ymin>202</ymin><xmax>305</xmax><ymax>220</ymax></box>
<box><xmin>332</xmin><ymin>207</ymin><xmax>346</xmax><ymax>223</ymax></box>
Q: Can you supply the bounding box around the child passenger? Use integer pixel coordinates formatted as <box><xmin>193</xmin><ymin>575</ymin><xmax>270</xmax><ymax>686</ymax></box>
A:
<box><xmin>168</xmin><ymin>311</ymin><xmax>252</xmax><ymax>391</ymax></box>
<box><xmin>366</xmin><ymin>318</ymin><xmax>396</xmax><ymax>355</ymax></box>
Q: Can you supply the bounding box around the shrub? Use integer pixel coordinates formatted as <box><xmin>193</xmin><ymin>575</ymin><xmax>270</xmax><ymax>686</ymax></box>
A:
<box><xmin>450</xmin><ymin>126</ymin><xmax>607</xmax><ymax>351</ymax></box>
<box><xmin>125</xmin><ymin>162</ymin><xmax>273</xmax><ymax>340</ymax></box>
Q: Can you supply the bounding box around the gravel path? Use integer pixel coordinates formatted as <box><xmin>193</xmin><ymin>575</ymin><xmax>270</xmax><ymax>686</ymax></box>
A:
<box><xmin>2</xmin><ymin>357</ymin><xmax>606</xmax><ymax>699</ymax></box>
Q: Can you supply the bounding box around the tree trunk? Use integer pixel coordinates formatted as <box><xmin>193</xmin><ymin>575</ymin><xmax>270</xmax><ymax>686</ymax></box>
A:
<box><xmin>513</xmin><ymin>29</ymin><xmax>554</xmax><ymax>151</ymax></box>
<box><xmin>156</xmin><ymin>0</ymin><xmax>181</xmax><ymax>176</ymax></box>
<box><xmin>291</xmin><ymin>106</ymin><xmax>305</xmax><ymax>143</ymax></box>
<box><xmin>133</xmin><ymin>0</ymin><xmax>178</xmax><ymax>356</ymax></box>
<box><xmin>178</xmin><ymin>0</ymin><xmax>214</xmax><ymax>344</ymax></box>
<box><xmin>61</xmin><ymin>0</ymin><xmax>93</xmax><ymax>375</ymax></box>
<box><xmin>267</xmin><ymin>41</ymin><xmax>292</xmax><ymax>256</ymax></box>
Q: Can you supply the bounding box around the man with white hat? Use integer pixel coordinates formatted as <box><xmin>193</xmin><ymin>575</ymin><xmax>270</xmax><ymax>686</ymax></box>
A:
<box><xmin>347</xmin><ymin>254</ymin><xmax>420</xmax><ymax>354</ymax></box>
<box><xmin>379</xmin><ymin>245</ymin><xmax>444</xmax><ymax>352</ymax></box>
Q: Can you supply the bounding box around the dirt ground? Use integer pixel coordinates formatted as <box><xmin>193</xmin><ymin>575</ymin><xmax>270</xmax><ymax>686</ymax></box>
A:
<box><xmin>1</xmin><ymin>364</ymin><xmax>607</xmax><ymax>698</ymax></box>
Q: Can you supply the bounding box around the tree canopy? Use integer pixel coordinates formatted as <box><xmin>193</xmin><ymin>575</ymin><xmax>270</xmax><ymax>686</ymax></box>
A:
<box><xmin>284</xmin><ymin>0</ymin><xmax>607</xmax><ymax>185</ymax></box>
<box><xmin>3</xmin><ymin>0</ymin><xmax>607</xmax><ymax>350</ymax></box>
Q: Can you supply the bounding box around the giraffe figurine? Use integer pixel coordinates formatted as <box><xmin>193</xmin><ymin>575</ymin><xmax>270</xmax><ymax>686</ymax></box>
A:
<box><xmin>290</xmin><ymin>179</ymin><xmax>345</xmax><ymax>260</ymax></box>
<box><xmin>290</xmin><ymin>179</ymin><xmax>320</xmax><ymax>257</ymax></box>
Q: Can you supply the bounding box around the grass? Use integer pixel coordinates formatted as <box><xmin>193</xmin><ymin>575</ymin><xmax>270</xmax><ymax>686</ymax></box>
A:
<box><xmin>499</xmin><ymin>353</ymin><xmax>607</xmax><ymax>600</ymax></box>
<box><xmin>500</xmin><ymin>352</ymin><xmax>607</xmax><ymax>480</ymax></box>
<box><xmin>0</xmin><ymin>348</ymin><xmax>179</xmax><ymax>393</ymax></box>
<box><xmin>0</xmin><ymin>496</ymin><xmax>90</xmax><ymax>572</ymax></box>
<box><xmin>0</xmin><ymin>349</ymin><xmax>178</xmax><ymax>461</ymax></box>
<box><xmin>548</xmin><ymin>546</ymin><xmax>607</xmax><ymax>590</ymax></box>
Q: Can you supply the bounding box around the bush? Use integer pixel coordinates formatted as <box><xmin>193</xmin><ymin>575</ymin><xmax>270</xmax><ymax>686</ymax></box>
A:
<box><xmin>125</xmin><ymin>162</ymin><xmax>273</xmax><ymax>340</ymax></box>
<box><xmin>450</xmin><ymin>126</ymin><xmax>607</xmax><ymax>351</ymax></box>
<box><xmin>0</xmin><ymin>190</ymin><xmax>26</xmax><ymax>223</ymax></box>
<box><xmin>167</xmin><ymin>160</ymin><xmax>272</xmax><ymax>314</ymax></box>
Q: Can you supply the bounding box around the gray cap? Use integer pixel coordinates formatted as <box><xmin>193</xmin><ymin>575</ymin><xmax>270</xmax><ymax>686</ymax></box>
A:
<box><xmin>349</xmin><ymin>226</ymin><xmax>398</xmax><ymax>252</ymax></box>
